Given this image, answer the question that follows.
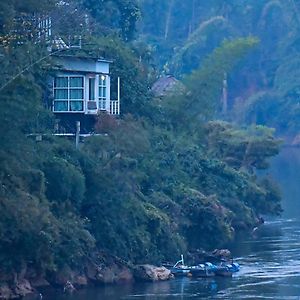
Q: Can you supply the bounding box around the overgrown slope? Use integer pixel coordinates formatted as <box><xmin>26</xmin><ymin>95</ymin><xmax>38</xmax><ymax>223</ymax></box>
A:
<box><xmin>0</xmin><ymin>0</ymin><xmax>282</xmax><ymax>278</ymax></box>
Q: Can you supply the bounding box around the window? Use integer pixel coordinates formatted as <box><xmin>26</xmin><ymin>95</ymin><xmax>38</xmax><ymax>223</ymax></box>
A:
<box><xmin>89</xmin><ymin>78</ymin><xmax>95</xmax><ymax>101</ymax></box>
<box><xmin>99</xmin><ymin>75</ymin><xmax>107</xmax><ymax>110</ymax></box>
<box><xmin>87</xmin><ymin>77</ymin><xmax>97</xmax><ymax>110</ymax></box>
<box><xmin>53</xmin><ymin>76</ymin><xmax>84</xmax><ymax>112</ymax></box>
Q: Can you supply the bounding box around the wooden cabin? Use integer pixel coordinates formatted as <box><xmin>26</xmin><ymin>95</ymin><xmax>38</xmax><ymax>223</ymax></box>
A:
<box><xmin>51</xmin><ymin>55</ymin><xmax>120</xmax><ymax>133</ymax></box>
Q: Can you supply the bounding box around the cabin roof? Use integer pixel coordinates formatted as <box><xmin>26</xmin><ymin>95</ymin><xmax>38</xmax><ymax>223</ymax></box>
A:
<box><xmin>52</xmin><ymin>54</ymin><xmax>111</xmax><ymax>75</ymax></box>
<box><xmin>151</xmin><ymin>75</ymin><xmax>183</xmax><ymax>97</ymax></box>
<box><xmin>52</xmin><ymin>54</ymin><xmax>113</xmax><ymax>64</ymax></box>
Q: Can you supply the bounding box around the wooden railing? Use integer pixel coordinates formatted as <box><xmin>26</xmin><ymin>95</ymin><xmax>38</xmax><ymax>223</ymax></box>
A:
<box><xmin>110</xmin><ymin>77</ymin><xmax>121</xmax><ymax>115</ymax></box>
<box><xmin>110</xmin><ymin>100</ymin><xmax>120</xmax><ymax>115</ymax></box>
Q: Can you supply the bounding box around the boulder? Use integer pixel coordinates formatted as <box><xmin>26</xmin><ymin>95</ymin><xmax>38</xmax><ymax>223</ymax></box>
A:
<box><xmin>134</xmin><ymin>265</ymin><xmax>172</xmax><ymax>282</ymax></box>
<box><xmin>13</xmin><ymin>279</ymin><xmax>34</xmax><ymax>298</ymax></box>
<box><xmin>30</xmin><ymin>277</ymin><xmax>50</xmax><ymax>288</ymax></box>
<box><xmin>212</xmin><ymin>249</ymin><xmax>232</xmax><ymax>259</ymax></box>
<box><xmin>73</xmin><ymin>275</ymin><xmax>88</xmax><ymax>287</ymax></box>
<box><xmin>96</xmin><ymin>268</ymin><xmax>115</xmax><ymax>284</ymax></box>
<box><xmin>85</xmin><ymin>260</ymin><xmax>133</xmax><ymax>284</ymax></box>
<box><xmin>115</xmin><ymin>268</ymin><xmax>133</xmax><ymax>283</ymax></box>
<box><xmin>85</xmin><ymin>262</ymin><xmax>101</xmax><ymax>281</ymax></box>
<box><xmin>96</xmin><ymin>266</ymin><xmax>133</xmax><ymax>284</ymax></box>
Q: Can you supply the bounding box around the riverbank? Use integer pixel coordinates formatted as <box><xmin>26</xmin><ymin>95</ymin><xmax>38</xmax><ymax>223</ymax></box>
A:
<box><xmin>0</xmin><ymin>251</ymin><xmax>173</xmax><ymax>299</ymax></box>
<box><xmin>7</xmin><ymin>219</ymin><xmax>297</xmax><ymax>300</ymax></box>
<box><xmin>0</xmin><ymin>248</ymin><xmax>237</xmax><ymax>299</ymax></box>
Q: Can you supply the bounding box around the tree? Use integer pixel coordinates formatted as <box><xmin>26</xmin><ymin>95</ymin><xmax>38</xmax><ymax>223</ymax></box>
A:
<box><xmin>204</xmin><ymin>121</ymin><xmax>281</xmax><ymax>172</ymax></box>
<box><xmin>81</xmin><ymin>0</ymin><xmax>140</xmax><ymax>41</ymax></box>
<box><xmin>162</xmin><ymin>37</ymin><xmax>259</xmax><ymax>130</ymax></box>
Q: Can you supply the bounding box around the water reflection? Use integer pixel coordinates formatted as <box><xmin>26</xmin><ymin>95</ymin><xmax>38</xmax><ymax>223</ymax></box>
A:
<box><xmin>224</xmin><ymin>219</ymin><xmax>300</xmax><ymax>299</ymax></box>
<box><xmin>123</xmin><ymin>278</ymin><xmax>219</xmax><ymax>299</ymax></box>
<box><xmin>270</xmin><ymin>147</ymin><xmax>300</xmax><ymax>217</ymax></box>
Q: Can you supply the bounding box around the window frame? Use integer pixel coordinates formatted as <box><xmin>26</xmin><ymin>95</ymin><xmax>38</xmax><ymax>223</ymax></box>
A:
<box><xmin>98</xmin><ymin>75</ymin><xmax>107</xmax><ymax>111</ymax></box>
<box><xmin>53</xmin><ymin>75</ymin><xmax>85</xmax><ymax>113</ymax></box>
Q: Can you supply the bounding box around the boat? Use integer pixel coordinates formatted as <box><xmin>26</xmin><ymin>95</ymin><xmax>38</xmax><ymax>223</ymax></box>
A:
<box><xmin>165</xmin><ymin>255</ymin><xmax>240</xmax><ymax>278</ymax></box>
<box><xmin>226</xmin><ymin>262</ymin><xmax>240</xmax><ymax>273</ymax></box>
<box><xmin>165</xmin><ymin>255</ymin><xmax>191</xmax><ymax>277</ymax></box>
<box><xmin>189</xmin><ymin>262</ymin><xmax>216</xmax><ymax>277</ymax></box>
<box><xmin>170</xmin><ymin>265</ymin><xmax>191</xmax><ymax>277</ymax></box>
<box><xmin>215</xmin><ymin>262</ymin><xmax>240</xmax><ymax>277</ymax></box>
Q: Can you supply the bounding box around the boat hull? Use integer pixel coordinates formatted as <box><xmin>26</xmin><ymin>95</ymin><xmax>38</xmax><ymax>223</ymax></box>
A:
<box><xmin>189</xmin><ymin>269</ymin><xmax>215</xmax><ymax>278</ymax></box>
<box><xmin>170</xmin><ymin>267</ymin><xmax>191</xmax><ymax>277</ymax></box>
<box><xmin>215</xmin><ymin>269</ymin><xmax>233</xmax><ymax>277</ymax></box>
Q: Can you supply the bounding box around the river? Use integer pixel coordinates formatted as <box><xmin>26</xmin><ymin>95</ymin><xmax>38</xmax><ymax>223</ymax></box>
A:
<box><xmin>28</xmin><ymin>148</ymin><xmax>300</xmax><ymax>300</ymax></box>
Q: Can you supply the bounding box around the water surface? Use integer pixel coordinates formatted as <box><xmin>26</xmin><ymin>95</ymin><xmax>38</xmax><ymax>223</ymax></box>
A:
<box><xmin>29</xmin><ymin>219</ymin><xmax>300</xmax><ymax>300</ymax></box>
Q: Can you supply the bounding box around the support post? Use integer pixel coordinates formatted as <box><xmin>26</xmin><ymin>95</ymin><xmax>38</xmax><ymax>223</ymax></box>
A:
<box><xmin>117</xmin><ymin>77</ymin><xmax>120</xmax><ymax>115</ymax></box>
<box><xmin>222</xmin><ymin>72</ymin><xmax>228</xmax><ymax>114</ymax></box>
<box><xmin>181</xmin><ymin>254</ymin><xmax>184</xmax><ymax>266</ymax></box>
<box><xmin>75</xmin><ymin>121</ymin><xmax>80</xmax><ymax>149</ymax></box>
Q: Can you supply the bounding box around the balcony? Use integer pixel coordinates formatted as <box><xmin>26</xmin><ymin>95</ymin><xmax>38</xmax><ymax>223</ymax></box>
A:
<box><xmin>110</xmin><ymin>100</ymin><xmax>120</xmax><ymax>115</ymax></box>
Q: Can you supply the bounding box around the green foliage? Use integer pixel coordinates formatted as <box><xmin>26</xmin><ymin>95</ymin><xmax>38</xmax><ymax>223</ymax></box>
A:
<box><xmin>0</xmin><ymin>0</ymin><xmax>55</xmax><ymax>33</ymax></box>
<box><xmin>79</xmin><ymin>114</ymin><xmax>281</xmax><ymax>259</ymax></box>
<box><xmin>0</xmin><ymin>0</ymin><xmax>283</xmax><ymax>275</ymax></box>
<box><xmin>204</xmin><ymin>121</ymin><xmax>281</xmax><ymax>171</ymax></box>
<box><xmin>81</xmin><ymin>0</ymin><xmax>140</xmax><ymax>41</ymax></box>
<box><xmin>43</xmin><ymin>157</ymin><xmax>85</xmax><ymax>209</ymax></box>
<box><xmin>0</xmin><ymin>139</ymin><xmax>95</xmax><ymax>271</ymax></box>
<box><xmin>139</xmin><ymin>0</ymin><xmax>300</xmax><ymax>137</ymax></box>
<box><xmin>184</xmin><ymin>37</ymin><xmax>258</xmax><ymax>118</ymax></box>
<box><xmin>161</xmin><ymin>38</ymin><xmax>259</xmax><ymax>129</ymax></box>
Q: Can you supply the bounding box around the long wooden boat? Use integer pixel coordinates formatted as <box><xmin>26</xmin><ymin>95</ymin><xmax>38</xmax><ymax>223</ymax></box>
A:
<box><xmin>189</xmin><ymin>263</ymin><xmax>216</xmax><ymax>278</ymax></box>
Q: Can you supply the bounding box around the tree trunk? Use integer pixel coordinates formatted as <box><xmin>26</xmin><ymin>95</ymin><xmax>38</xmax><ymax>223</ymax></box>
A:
<box><xmin>164</xmin><ymin>0</ymin><xmax>174</xmax><ymax>40</ymax></box>
<box><xmin>221</xmin><ymin>72</ymin><xmax>228</xmax><ymax>114</ymax></box>
<box><xmin>188</xmin><ymin>0</ymin><xmax>196</xmax><ymax>37</ymax></box>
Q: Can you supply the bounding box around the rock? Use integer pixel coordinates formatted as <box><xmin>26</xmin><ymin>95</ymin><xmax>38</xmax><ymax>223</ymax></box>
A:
<box><xmin>0</xmin><ymin>283</ymin><xmax>13</xmax><ymax>299</ymax></box>
<box><xmin>14</xmin><ymin>279</ymin><xmax>34</xmax><ymax>298</ymax></box>
<box><xmin>212</xmin><ymin>249</ymin><xmax>232</xmax><ymax>259</ymax></box>
<box><xmin>85</xmin><ymin>262</ymin><xmax>100</xmax><ymax>281</ymax></box>
<box><xmin>73</xmin><ymin>275</ymin><xmax>88</xmax><ymax>287</ymax></box>
<box><xmin>134</xmin><ymin>265</ymin><xmax>172</xmax><ymax>282</ymax></box>
<box><xmin>96</xmin><ymin>266</ymin><xmax>133</xmax><ymax>284</ymax></box>
<box><xmin>30</xmin><ymin>277</ymin><xmax>50</xmax><ymax>288</ymax></box>
<box><xmin>155</xmin><ymin>267</ymin><xmax>173</xmax><ymax>281</ymax></box>
<box><xmin>96</xmin><ymin>268</ymin><xmax>115</xmax><ymax>284</ymax></box>
<box><xmin>85</xmin><ymin>259</ymin><xmax>133</xmax><ymax>285</ymax></box>
<box><xmin>115</xmin><ymin>268</ymin><xmax>133</xmax><ymax>283</ymax></box>
<box><xmin>50</xmin><ymin>265</ymin><xmax>89</xmax><ymax>289</ymax></box>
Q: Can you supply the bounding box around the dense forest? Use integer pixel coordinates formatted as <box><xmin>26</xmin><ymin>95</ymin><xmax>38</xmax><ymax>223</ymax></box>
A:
<box><xmin>0</xmin><ymin>0</ymin><xmax>292</xmax><ymax>291</ymax></box>
<box><xmin>139</xmin><ymin>0</ymin><xmax>300</xmax><ymax>138</ymax></box>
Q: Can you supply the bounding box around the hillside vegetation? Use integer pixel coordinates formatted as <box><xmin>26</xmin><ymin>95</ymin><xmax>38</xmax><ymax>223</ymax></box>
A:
<box><xmin>0</xmin><ymin>0</ymin><xmax>282</xmax><ymax>278</ymax></box>
<box><xmin>139</xmin><ymin>0</ymin><xmax>300</xmax><ymax>137</ymax></box>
